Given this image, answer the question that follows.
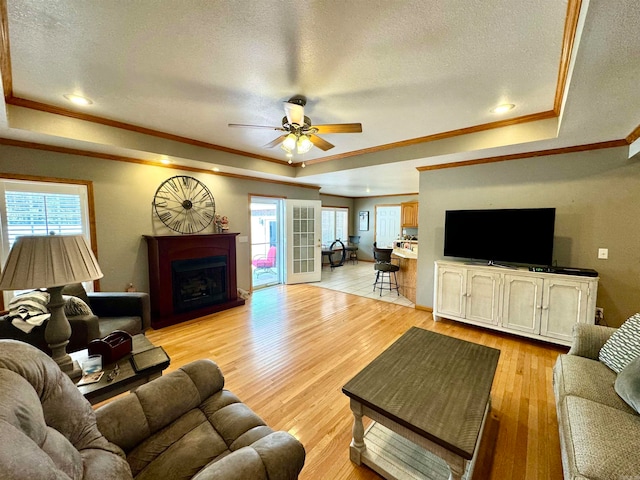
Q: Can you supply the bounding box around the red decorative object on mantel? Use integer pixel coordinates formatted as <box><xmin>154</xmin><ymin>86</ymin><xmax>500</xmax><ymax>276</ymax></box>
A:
<box><xmin>143</xmin><ymin>233</ymin><xmax>245</xmax><ymax>329</ymax></box>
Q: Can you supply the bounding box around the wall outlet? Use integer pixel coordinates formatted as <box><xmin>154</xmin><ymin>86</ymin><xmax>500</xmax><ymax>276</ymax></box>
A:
<box><xmin>595</xmin><ymin>307</ymin><xmax>604</xmax><ymax>324</ymax></box>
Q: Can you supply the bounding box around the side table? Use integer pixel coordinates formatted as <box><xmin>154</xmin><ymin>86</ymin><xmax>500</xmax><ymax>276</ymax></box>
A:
<box><xmin>71</xmin><ymin>334</ymin><xmax>170</xmax><ymax>405</ymax></box>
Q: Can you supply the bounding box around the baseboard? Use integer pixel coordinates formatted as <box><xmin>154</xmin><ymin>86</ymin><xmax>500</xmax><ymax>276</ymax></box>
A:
<box><xmin>414</xmin><ymin>304</ymin><xmax>433</xmax><ymax>312</ymax></box>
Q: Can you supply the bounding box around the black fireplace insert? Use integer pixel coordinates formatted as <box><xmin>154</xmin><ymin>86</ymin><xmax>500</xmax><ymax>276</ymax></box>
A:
<box><xmin>171</xmin><ymin>256</ymin><xmax>227</xmax><ymax>313</ymax></box>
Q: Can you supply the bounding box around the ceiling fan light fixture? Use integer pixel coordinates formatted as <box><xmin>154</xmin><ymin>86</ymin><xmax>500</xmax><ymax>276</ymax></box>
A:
<box><xmin>297</xmin><ymin>135</ymin><xmax>313</xmax><ymax>154</ymax></box>
<box><xmin>282</xmin><ymin>133</ymin><xmax>297</xmax><ymax>151</ymax></box>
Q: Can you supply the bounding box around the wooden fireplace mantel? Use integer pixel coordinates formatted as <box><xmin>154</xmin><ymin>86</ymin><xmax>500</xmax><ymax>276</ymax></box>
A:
<box><xmin>143</xmin><ymin>233</ymin><xmax>245</xmax><ymax>329</ymax></box>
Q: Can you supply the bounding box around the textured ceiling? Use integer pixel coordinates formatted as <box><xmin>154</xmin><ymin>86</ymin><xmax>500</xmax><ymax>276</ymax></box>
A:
<box><xmin>1</xmin><ymin>0</ymin><xmax>638</xmax><ymax>196</ymax></box>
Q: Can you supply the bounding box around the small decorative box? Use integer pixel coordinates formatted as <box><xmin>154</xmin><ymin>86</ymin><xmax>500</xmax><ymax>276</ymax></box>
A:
<box><xmin>88</xmin><ymin>330</ymin><xmax>133</xmax><ymax>364</ymax></box>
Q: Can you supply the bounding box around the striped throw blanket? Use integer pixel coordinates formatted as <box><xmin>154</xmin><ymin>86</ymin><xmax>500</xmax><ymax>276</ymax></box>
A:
<box><xmin>7</xmin><ymin>291</ymin><xmax>51</xmax><ymax>334</ymax></box>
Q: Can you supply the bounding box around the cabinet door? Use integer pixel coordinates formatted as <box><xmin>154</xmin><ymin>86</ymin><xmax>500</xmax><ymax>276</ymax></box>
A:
<box><xmin>502</xmin><ymin>274</ymin><xmax>543</xmax><ymax>334</ymax></box>
<box><xmin>401</xmin><ymin>202</ymin><xmax>418</xmax><ymax>227</ymax></box>
<box><xmin>436</xmin><ymin>266</ymin><xmax>466</xmax><ymax>318</ymax></box>
<box><xmin>541</xmin><ymin>279</ymin><xmax>589</xmax><ymax>342</ymax></box>
<box><xmin>465</xmin><ymin>270</ymin><xmax>501</xmax><ymax>325</ymax></box>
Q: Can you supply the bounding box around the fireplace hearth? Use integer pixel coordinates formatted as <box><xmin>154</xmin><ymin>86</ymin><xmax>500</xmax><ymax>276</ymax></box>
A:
<box><xmin>144</xmin><ymin>234</ymin><xmax>245</xmax><ymax>328</ymax></box>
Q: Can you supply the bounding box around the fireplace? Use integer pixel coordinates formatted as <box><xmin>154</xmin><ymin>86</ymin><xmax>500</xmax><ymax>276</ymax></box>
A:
<box><xmin>144</xmin><ymin>234</ymin><xmax>245</xmax><ymax>328</ymax></box>
<box><xmin>172</xmin><ymin>256</ymin><xmax>227</xmax><ymax>312</ymax></box>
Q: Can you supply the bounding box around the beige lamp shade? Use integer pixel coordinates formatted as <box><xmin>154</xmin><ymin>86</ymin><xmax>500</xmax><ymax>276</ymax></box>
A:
<box><xmin>0</xmin><ymin>235</ymin><xmax>103</xmax><ymax>290</ymax></box>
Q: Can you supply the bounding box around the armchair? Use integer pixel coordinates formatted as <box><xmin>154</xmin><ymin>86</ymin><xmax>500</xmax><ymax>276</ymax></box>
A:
<box><xmin>252</xmin><ymin>246</ymin><xmax>277</xmax><ymax>276</ymax></box>
<box><xmin>0</xmin><ymin>340</ymin><xmax>306</xmax><ymax>480</ymax></box>
<box><xmin>0</xmin><ymin>285</ymin><xmax>150</xmax><ymax>353</ymax></box>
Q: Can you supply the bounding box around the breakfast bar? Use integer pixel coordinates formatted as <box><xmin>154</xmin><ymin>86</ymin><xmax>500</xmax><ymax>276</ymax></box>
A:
<box><xmin>392</xmin><ymin>246</ymin><xmax>417</xmax><ymax>304</ymax></box>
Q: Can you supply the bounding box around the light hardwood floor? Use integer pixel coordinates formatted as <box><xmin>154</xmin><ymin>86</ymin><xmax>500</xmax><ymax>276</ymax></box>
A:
<box><xmin>146</xmin><ymin>284</ymin><xmax>566</xmax><ymax>480</ymax></box>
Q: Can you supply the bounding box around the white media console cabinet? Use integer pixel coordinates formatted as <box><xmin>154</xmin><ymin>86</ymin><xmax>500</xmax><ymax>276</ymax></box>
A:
<box><xmin>433</xmin><ymin>260</ymin><xmax>599</xmax><ymax>346</ymax></box>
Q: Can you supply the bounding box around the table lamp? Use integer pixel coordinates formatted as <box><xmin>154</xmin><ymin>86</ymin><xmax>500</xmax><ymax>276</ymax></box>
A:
<box><xmin>0</xmin><ymin>234</ymin><xmax>103</xmax><ymax>379</ymax></box>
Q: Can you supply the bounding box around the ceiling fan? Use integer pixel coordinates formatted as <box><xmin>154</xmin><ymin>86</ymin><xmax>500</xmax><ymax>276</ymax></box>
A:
<box><xmin>228</xmin><ymin>96</ymin><xmax>362</xmax><ymax>161</ymax></box>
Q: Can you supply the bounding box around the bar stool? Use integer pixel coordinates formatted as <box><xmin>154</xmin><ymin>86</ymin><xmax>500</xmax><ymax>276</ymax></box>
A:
<box><xmin>372</xmin><ymin>245</ymin><xmax>400</xmax><ymax>296</ymax></box>
<box><xmin>345</xmin><ymin>235</ymin><xmax>360</xmax><ymax>264</ymax></box>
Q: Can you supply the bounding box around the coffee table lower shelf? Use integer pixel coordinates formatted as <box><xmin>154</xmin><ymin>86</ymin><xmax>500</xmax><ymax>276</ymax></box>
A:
<box><xmin>355</xmin><ymin>422</ymin><xmax>452</xmax><ymax>480</ymax></box>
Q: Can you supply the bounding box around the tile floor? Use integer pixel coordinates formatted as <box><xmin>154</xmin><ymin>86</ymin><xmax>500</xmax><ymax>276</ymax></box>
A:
<box><xmin>309</xmin><ymin>260</ymin><xmax>415</xmax><ymax>308</ymax></box>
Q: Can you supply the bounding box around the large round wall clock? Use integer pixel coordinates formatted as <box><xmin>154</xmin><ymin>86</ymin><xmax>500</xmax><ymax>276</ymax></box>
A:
<box><xmin>153</xmin><ymin>175</ymin><xmax>215</xmax><ymax>234</ymax></box>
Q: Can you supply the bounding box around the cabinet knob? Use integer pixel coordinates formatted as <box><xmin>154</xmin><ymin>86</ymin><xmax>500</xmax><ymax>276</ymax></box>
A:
<box><xmin>542</xmin><ymin>305</ymin><xmax>549</xmax><ymax>310</ymax></box>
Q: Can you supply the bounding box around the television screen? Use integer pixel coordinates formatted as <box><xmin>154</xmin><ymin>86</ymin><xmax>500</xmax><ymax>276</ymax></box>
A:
<box><xmin>444</xmin><ymin>208</ymin><xmax>555</xmax><ymax>266</ymax></box>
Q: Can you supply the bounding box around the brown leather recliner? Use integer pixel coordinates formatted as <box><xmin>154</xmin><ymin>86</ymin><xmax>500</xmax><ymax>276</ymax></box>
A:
<box><xmin>0</xmin><ymin>340</ymin><xmax>306</xmax><ymax>480</ymax></box>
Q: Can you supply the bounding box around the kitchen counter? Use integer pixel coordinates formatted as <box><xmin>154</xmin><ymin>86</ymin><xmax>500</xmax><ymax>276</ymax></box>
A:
<box><xmin>392</xmin><ymin>247</ymin><xmax>417</xmax><ymax>259</ymax></box>
<box><xmin>391</xmin><ymin>249</ymin><xmax>417</xmax><ymax>303</ymax></box>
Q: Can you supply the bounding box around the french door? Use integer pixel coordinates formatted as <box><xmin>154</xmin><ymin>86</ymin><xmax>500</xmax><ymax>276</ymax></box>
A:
<box><xmin>284</xmin><ymin>199</ymin><xmax>322</xmax><ymax>284</ymax></box>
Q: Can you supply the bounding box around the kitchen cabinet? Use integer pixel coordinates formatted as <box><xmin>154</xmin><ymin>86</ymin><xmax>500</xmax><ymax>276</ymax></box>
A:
<box><xmin>401</xmin><ymin>202</ymin><xmax>419</xmax><ymax>228</ymax></box>
<box><xmin>433</xmin><ymin>261</ymin><xmax>598</xmax><ymax>346</ymax></box>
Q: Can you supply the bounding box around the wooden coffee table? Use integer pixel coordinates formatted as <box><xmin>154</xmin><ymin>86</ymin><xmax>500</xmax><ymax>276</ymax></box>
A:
<box><xmin>343</xmin><ymin>327</ymin><xmax>500</xmax><ymax>480</ymax></box>
<box><xmin>71</xmin><ymin>334</ymin><xmax>169</xmax><ymax>405</ymax></box>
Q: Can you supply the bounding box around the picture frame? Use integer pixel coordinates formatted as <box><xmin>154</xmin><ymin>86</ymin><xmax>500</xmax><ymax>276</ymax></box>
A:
<box><xmin>359</xmin><ymin>211</ymin><xmax>369</xmax><ymax>231</ymax></box>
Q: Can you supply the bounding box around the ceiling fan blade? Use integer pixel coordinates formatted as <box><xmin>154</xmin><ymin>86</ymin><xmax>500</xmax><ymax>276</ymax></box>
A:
<box><xmin>309</xmin><ymin>134</ymin><xmax>334</xmax><ymax>151</ymax></box>
<box><xmin>263</xmin><ymin>135</ymin><xmax>287</xmax><ymax>148</ymax></box>
<box><xmin>283</xmin><ymin>102</ymin><xmax>305</xmax><ymax>126</ymax></box>
<box><xmin>314</xmin><ymin>123</ymin><xmax>362</xmax><ymax>134</ymax></box>
<box><xmin>228</xmin><ymin>123</ymin><xmax>284</xmax><ymax>131</ymax></box>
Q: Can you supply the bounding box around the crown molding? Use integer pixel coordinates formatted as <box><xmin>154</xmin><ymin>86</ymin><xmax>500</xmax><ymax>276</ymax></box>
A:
<box><xmin>416</xmin><ymin>140</ymin><xmax>628</xmax><ymax>171</ymax></box>
<box><xmin>0</xmin><ymin>137</ymin><xmax>320</xmax><ymax>190</ymax></box>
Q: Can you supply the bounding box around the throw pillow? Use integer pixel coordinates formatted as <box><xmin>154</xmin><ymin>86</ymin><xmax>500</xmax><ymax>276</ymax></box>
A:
<box><xmin>615</xmin><ymin>355</ymin><xmax>640</xmax><ymax>414</ymax></box>
<box><xmin>61</xmin><ymin>283</ymin><xmax>91</xmax><ymax>307</ymax></box>
<box><xmin>599</xmin><ymin>313</ymin><xmax>640</xmax><ymax>373</ymax></box>
<box><xmin>63</xmin><ymin>295</ymin><xmax>93</xmax><ymax>317</ymax></box>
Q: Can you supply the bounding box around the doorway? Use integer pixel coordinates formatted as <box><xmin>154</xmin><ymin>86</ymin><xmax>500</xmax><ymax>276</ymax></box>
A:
<box><xmin>375</xmin><ymin>205</ymin><xmax>401</xmax><ymax>248</ymax></box>
<box><xmin>250</xmin><ymin>196</ymin><xmax>283</xmax><ymax>289</ymax></box>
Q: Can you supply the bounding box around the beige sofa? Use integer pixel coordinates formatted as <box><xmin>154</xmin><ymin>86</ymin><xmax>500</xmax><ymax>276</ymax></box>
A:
<box><xmin>553</xmin><ymin>324</ymin><xmax>640</xmax><ymax>479</ymax></box>
<box><xmin>0</xmin><ymin>340</ymin><xmax>305</xmax><ymax>479</ymax></box>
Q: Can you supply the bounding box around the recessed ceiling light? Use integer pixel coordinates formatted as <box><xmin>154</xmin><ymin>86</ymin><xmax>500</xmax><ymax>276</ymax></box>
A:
<box><xmin>63</xmin><ymin>94</ymin><xmax>93</xmax><ymax>106</ymax></box>
<box><xmin>491</xmin><ymin>103</ymin><xmax>515</xmax><ymax>114</ymax></box>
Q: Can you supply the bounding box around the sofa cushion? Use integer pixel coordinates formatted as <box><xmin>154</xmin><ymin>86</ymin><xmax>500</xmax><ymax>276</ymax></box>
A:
<box><xmin>559</xmin><ymin>395</ymin><xmax>640</xmax><ymax>479</ymax></box>
<box><xmin>599</xmin><ymin>313</ymin><xmax>640</xmax><ymax>373</ymax></box>
<box><xmin>615</xmin><ymin>354</ymin><xmax>640</xmax><ymax>413</ymax></box>
<box><xmin>554</xmin><ymin>354</ymin><xmax>636</xmax><ymax>414</ymax></box>
<box><xmin>98</xmin><ymin>317</ymin><xmax>143</xmax><ymax>338</ymax></box>
<box><xmin>0</xmin><ymin>340</ymin><xmax>132</xmax><ymax>480</ymax></box>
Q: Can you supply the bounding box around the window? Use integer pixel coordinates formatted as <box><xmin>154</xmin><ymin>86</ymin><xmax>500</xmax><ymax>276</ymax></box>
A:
<box><xmin>0</xmin><ymin>178</ymin><xmax>94</xmax><ymax>307</ymax></box>
<box><xmin>321</xmin><ymin>207</ymin><xmax>349</xmax><ymax>247</ymax></box>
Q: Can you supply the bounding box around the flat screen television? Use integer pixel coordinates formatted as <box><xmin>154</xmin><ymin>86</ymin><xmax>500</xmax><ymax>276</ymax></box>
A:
<box><xmin>444</xmin><ymin>208</ymin><xmax>556</xmax><ymax>266</ymax></box>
